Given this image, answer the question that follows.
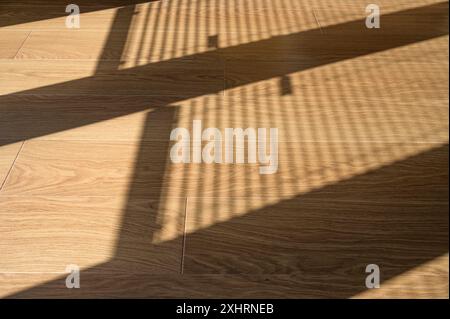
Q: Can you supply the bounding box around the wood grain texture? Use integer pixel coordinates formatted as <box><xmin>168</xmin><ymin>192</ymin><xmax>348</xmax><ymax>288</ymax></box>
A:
<box><xmin>0</xmin><ymin>95</ymin><xmax>177</xmax><ymax>142</ymax></box>
<box><xmin>183</xmin><ymin>145</ymin><xmax>448</xmax><ymax>296</ymax></box>
<box><xmin>0</xmin><ymin>0</ymin><xmax>448</xmax><ymax>299</ymax></box>
<box><xmin>0</xmin><ymin>59</ymin><xmax>224</xmax><ymax>96</ymax></box>
<box><xmin>0</xmin><ymin>195</ymin><xmax>186</xmax><ymax>273</ymax></box>
<box><xmin>2</xmin><ymin>269</ymin><xmax>448</xmax><ymax>299</ymax></box>
<box><xmin>0</xmin><ymin>31</ymin><xmax>30</xmax><ymax>58</ymax></box>
<box><xmin>0</xmin><ymin>0</ymin><xmax>318</xmax><ymax>34</ymax></box>
<box><xmin>0</xmin><ymin>273</ymin><xmax>387</xmax><ymax>298</ymax></box>
<box><xmin>1</xmin><ymin>140</ymin><xmax>168</xmax><ymax>197</ymax></box>
<box><xmin>2</xmin><ymin>140</ymin><xmax>446</xmax><ymax>200</ymax></box>
<box><xmin>14</xmin><ymin>30</ymin><xmax>215</xmax><ymax>61</ymax></box>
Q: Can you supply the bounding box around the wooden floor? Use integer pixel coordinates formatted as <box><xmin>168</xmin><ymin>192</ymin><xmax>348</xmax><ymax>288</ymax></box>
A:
<box><xmin>0</xmin><ymin>0</ymin><xmax>448</xmax><ymax>298</ymax></box>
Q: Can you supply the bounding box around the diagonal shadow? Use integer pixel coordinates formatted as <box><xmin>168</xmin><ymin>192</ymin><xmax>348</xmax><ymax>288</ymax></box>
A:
<box><xmin>1</xmin><ymin>2</ymin><xmax>449</xmax><ymax>297</ymax></box>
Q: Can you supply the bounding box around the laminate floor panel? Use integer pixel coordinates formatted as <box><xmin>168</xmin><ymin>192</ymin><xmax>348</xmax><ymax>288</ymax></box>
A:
<box><xmin>0</xmin><ymin>195</ymin><xmax>186</xmax><ymax>273</ymax></box>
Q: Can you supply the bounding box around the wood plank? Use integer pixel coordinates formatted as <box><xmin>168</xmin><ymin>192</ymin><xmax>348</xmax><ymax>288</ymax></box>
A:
<box><xmin>1</xmin><ymin>140</ymin><xmax>168</xmax><ymax>197</ymax></box>
<box><xmin>1</xmin><ymin>33</ymin><xmax>447</xmax><ymax>112</ymax></box>
<box><xmin>0</xmin><ymin>195</ymin><xmax>185</xmax><ymax>274</ymax></box>
<box><xmin>2</xmin><ymin>265</ymin><xmax>448</xmax><ymax>298</ymax></box>
<box><xmin>0</xmin><ymin>58</ymin><xmax>223</xmax><ymax>96</ymax></box>
<box><xmin>2</xmin><ymin>140</ymin><xmax>447</xmax><ymax>205</ymax></box>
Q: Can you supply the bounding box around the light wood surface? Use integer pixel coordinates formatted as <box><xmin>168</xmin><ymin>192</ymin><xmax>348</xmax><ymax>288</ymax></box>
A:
<box><xmin>0</xmin><ymin>0</ymin><xmax>448</xmax><ymax>298</ymax></box>
<box><xmin>0</xmin><ymin>31</ymin><xmax>30</xmax><ymax>58</ymax></box>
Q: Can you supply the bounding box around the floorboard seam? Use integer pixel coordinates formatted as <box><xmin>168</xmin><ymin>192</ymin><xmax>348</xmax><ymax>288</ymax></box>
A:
<box><xmin>12</xmin><ymin>31</ymin><xmax>32</xmax><ymax>59</ymax></box>
<box><xmin>312</xmin><ymin>9</ymin><xmax>323</xmax><ymax>34</ymax></box>
<box><xmin>0</xmin><ymin>141</ymin><xmax>25</xmax><ymax>192</ymax></box>
<box><xmin>180</xmin><ymin>196</ymin><xmax>188</xmax><ymax>274</ymax></box>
